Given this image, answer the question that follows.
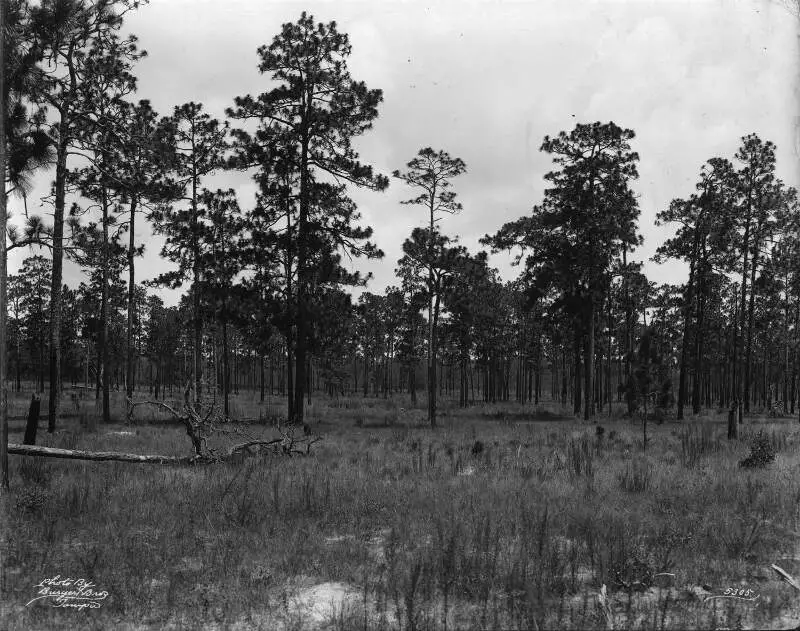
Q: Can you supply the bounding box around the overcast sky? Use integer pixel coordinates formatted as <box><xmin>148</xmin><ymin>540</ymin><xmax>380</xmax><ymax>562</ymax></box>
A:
<box><xmin>10</xmin><ymin>0</ymin><xmax>800</xmax><ymax>305</ymax></box>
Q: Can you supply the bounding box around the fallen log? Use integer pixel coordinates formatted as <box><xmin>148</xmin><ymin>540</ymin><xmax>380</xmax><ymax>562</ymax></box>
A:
<box><xmin>7</xmin><ymin>438</ymin><xmax>293</xmax><ymax>465</ymax></box>
<box><xmin>8</xmin><ymin>444</ymin><xmax>191</xmax><ymax>464</ymax></box>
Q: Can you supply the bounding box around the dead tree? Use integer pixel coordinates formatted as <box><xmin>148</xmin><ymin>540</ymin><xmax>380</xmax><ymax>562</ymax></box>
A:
<box><xmin>9</xmin><ymin>385</ymin><xmax>320</xmax><ymax>465</ymax></box>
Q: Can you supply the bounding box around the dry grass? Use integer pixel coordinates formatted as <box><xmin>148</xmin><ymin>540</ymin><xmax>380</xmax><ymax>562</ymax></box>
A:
<box><xmin>2</xmin><ymin>389</ymin><xmax>800</xmax><ymax>630</ymax></box>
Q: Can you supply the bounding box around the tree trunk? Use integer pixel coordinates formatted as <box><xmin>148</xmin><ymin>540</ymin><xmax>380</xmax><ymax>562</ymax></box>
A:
<box><xmin>623</xmin><ymin>247</ymin><xmax>632</xmax><ymax>383</ymax></box>
<box><xmin>23</xmin><ymin>394</ymin><xmax>40</xmax><ymax>446</ymax></box>
<box><xmin>126</xmin><ymin>196</ymin><xmax>138</xmax><ymax>400</ymax></box>
<box><xmin>101</xmin><ymin>184</ymin><xmax>111</xmax><ymax>423</ymax></box>
<box><xmin>429</xmin><ymin>295</ymin><xmax>440</xmax><ymax>428</ymax></box>
<box><xmin>744</xmin><ymin>230</ymin><xmax>761</xmax><ymax>413</ymax></box>
<box><xmin>222</xmin><ymin>311</ymin><xmax>230</xmax><ymax>418</ymax></box>
<box><xmin>584</xmin><ymin>298</ymin><xmax>594</xmax><ymax>421</ymax></box>
<box><xmin>737</xmin><ymin>189</ymin><xmax>753</xmax><ymax>422</ymax></box>
<box><xmin>427</xmin><ymin>270</ymin><xmax>436</xmax><ymax>428</ymax></box>
<box><xmin>48</xmin><ymin>133</ymin><xmax>69</xmax><ymax>434</ymax></box>
<box><xmin>293</xmin><ymin>129</ymin><xmax>310</xmax><ymax>425</ymax></box>
<box><xmin>573</xmin><ymin>329</ymin><xmax>582</xmax><ymax>414</ymax></box>
<box><xmin>260</xmin><ymin>354</ymin><xmax>265</xmax><ymax>402</ymax></box>
<box><xmin>677</xmin><ymin>254</ymin><xmax>697</xmax><ymax>420</ymax></box>
<box><xmin>287</xmin><ymin>342</ymin><xmax>294</xmax><ymax>420</ymax></box>
<box><xmin>191</xmin><ymin>148</ymin><xmax>203</xmax><ymax>405</ymax></box>
<box><xmin>692</xmin><ymin>260</ymin><xmax>708</xmax><ymax>414</ymax></box>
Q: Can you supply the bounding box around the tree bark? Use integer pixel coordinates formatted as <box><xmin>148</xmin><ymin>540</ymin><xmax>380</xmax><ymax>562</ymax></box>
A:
<box><xmin>222</xmin><ymin>311</ymin><xmax>230</xmax><ymax>418</ymax></box>
<box><xmin>677</xmin><ymin>250</ymin><xmax>697</xmax><ymax>420</ymax></box>
<box><xmin>692</xmin><ymin>256</ymin><xmax>708</xmax><ymax>414</ymax></box>
<box><xmin>744</xmin><ymin>226</ymin><xmax>763</xmax><ymax>413</ymax></box>
<box><xmin>48</xmin><ymin>135</ymin><xmax>68</xmax><ymax>434</ymax></box>
<box><xmin>126</xmin><ymin>196</ymin><xmax>138</xmax><ymax>400</ymax></box>
<box><xmin>100</xmin><ymin>182</ymin><xmax>111</xmax><ymax>423</ymax></box>
<box><xmin>573</xmin><ymin>329</ymin><xmax>582</xmax><ymax>414</ymax></box>
<box><xmin>293</xmin><ymin>126</ymin><xmax>310</xmax><ymax>425</ymax></box>
<box><xmin>584</xmin><ymin>298</ymin><xmax>594</xmax><ymax>421</ymax></box>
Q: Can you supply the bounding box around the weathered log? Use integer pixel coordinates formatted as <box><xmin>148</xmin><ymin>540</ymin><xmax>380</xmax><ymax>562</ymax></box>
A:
<box><xmin>8</xmin><ymin>444</ymin><xmax>191</xmax><ymax>464</ymax></box>
<box><xmin>7</xmin><ymin>438</ymin><xmax>297</xmax><ymax>465</ymax></box>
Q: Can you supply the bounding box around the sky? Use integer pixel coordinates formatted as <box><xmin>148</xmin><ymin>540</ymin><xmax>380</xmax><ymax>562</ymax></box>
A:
<box><xmin>9</xmin><ymin>0</ymin><xmax>800</xmax><ymax>306</ymax></box>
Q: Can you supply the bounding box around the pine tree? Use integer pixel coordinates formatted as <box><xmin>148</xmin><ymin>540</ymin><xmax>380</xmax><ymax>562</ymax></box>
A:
<box><xmin>393</xmin><ymin>149</ymin><xmax>466</xmax><ymax>426</ymax></box>
<box><xmin>228</xmin><ymin>12</ymin><xmax>388</xmax><ymax>424</ymax></box>
<box><xmin>29</xmin><ymin>0</ymin><xmax>142</xmax><ymax>432</ymax></box>
<box><xmin>152</xmin><ymin>102</ymin><xmax>227</xmax><ymax>404</ymax></box>
<box><xmin>485</xmin><ymin>122</ymin><xmax>641</xmax><ymax>420</ymax></box>
<box><xmin>195</xmin><ymin>188</ymin><xmax>246</xmax><ymax>418</ymax></box>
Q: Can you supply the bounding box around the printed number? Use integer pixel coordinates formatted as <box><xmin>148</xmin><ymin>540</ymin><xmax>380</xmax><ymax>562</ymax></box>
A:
<box><xmin>724</xmin><ymin>587</ymin><xmax>755</xmax><ymax>598</ymax></box>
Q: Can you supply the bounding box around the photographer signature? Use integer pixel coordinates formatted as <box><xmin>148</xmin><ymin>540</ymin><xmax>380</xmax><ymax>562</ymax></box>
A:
<box><xmin>26</xmin><ymin>575</ymin><xmax>109</xmax><ymax>611</ymax></box>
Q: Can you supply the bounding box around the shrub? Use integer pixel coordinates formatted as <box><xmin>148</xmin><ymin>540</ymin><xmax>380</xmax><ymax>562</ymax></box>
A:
<box><xmin>15</xmin><ymin>486</ymin><xmax>50</xmax><ymax>515</ymax></box>
<box><xmin>611</xmin><ymin>549</ymin><xmax>655</xmax><ymax>592</ymax></box>
<box><xmin>739</xmin><ymin>430</ymin><xmax>776</xmax><ymax>469</ymax></box>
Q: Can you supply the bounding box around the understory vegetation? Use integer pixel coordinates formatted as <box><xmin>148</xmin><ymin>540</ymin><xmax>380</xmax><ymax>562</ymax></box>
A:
<box><xmin>3</xmin><ymin>392</ymin><xmax>800</xmax><ymax>630</ymax></box>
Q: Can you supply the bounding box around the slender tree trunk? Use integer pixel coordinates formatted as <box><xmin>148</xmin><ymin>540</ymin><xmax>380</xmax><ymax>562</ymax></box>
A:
<box><xmin>126</xmin><ymin>196</ymin><xmax>138</xmax><ymax>400</ymax></box>
<box><xmin>48</xmin><ymin>134</ymin><xmax>69</xmax><ymax>433</ymax></box>
<box><xmin>260</xmin><ymin>354</ymin><xmax>265</xmax><ymax>402</ymax></box>
<box><xmin>784</xmin><ymin>275</ymin><xmax>790</xmax><ymax>406</ymax></box>
<box><xmin>792</xmin><ymin>299</ymin><xmax>799</xmax><ymax>414</ymax></box>
<box><xmin>286</xmin><ymin>341</ymin><xmax>294</xmax><ymax>420</ymax></box>
<box><xmin>584</xmin><ymin>298</ymin><xmax>594</xmax><ymax>421</ymax></box>
<box><xmin>606</xmin><ymin>296</ymin><xmax>612</xmax><ymax>415</ymax></box>
<box><xmin>429</xmin><ymin>289</ymin><xmax>440</xmax><ymax>428</ymax></box>
<box><xmin>692</xmin><ymin>260</ymin><xmax>708</xmax><ymax>414</ymax></box>
<box><xmin>222</xmin><ymin>310</ymin><xmax>230</xmax><ymax>418</ymax></box>
<box><xmin>192</xmin><ymin>253</ymin><xmax>202</xmax><ymax>402</ymax></box>
<box><xmin>573</xmin><ymin>329</ymin><xmax>582</xmax><ymax>414</ymax></box>
<box><xmin>101</xmin><ymin>184</ymin><xmax>111</xmax><ymax>423</ymax></box>
<box><xmin>737</xmin><ymin>190</ymin><xmax>754</xmax><ymax>425</ymax></box>
<box><xmin>744</xmin><ymin>229</ymin><xmax>761</xmax><ymax>413</ymax></box>
<box><xmin>270</xmin><ymin>354</ymin><xmax>275</xmax><ymax>396</ymax></box>
<box><xmin>410</xmin><ymin>362</ymin><xmax>417</xmax><ymax>404</ymax></box>
<box><xmin>293</xmin><ymin>128</ymin><xmax>310</xmax><ymax>425</ymax></box>
<box><xmin>623</xmin><ymin>248</ymin><xmax>631</xmax><ymax>377</ymax></box>
<box><xmin>677</xmin><ymin>253</ymin><xmax>697</xmax><ymax>420</ymax></box>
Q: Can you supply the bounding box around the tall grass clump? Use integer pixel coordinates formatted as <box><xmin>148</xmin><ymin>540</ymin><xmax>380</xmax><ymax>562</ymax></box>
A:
<box><xmin>618</xmin><ymin>458</ymin><xmax>653</xmax><ymax>493</ymax></box>
<box><xmin>679</xmin><ymin>422</ymin><xmax>720</xmax><ymax>467</ymax></box>
<box><xmin>567</xmin><ymin>435</ymin><xmax>594</xmax><ymax>478</ymax></box>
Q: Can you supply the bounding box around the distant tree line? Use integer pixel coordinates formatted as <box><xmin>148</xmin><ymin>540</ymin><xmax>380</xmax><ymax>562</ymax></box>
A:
<box><xmin>2</xmin><ymin>1</ymin><xmax>799</xmax><ymax>449</ymax></box>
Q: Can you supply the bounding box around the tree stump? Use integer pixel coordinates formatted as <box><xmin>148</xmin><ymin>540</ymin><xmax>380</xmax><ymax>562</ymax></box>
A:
<box><xmin>727</xmin><ymin>402</ymin><xmax>738</xmax><ymax>440</ymax></box>
<box><xmin>23</xmin><ymin>394</ymin><xmax>41</xmax><ymax>446</ymax></box>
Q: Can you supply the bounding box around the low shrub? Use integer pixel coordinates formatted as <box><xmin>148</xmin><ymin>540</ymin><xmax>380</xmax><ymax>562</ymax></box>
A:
<box><xmin>739</xmin><ymin>430</ymin><xmax>776</xmax><ymax>469</ymax></box>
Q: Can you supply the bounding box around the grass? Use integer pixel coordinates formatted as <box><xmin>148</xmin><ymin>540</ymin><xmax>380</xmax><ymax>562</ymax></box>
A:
<box><xmin>2</xmin><ymin>389</ymin><xmax>800</xmax><ymax>629</ymax></box>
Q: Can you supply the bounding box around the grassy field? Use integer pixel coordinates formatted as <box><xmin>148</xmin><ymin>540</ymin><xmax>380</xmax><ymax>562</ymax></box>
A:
<box><xmin>2</xmin><ymin>390</ymin><xmax>800</xmax><ymax>630</ymax></box>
